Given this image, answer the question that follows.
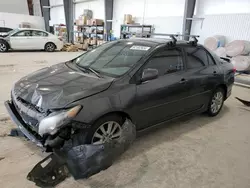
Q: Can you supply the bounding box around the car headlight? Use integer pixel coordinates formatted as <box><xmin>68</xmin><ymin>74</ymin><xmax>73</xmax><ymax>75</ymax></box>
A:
<box><xmin>38</xmin><ymin>105</ymin><xmax>82</xmax><ymax>136</ymax></box>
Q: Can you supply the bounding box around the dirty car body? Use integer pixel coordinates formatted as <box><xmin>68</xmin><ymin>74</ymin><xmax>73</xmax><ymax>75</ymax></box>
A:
<box><xmin>5</xmin><ymin>38</ymin><xmax>235</xmax><ymax>151</ymax></box>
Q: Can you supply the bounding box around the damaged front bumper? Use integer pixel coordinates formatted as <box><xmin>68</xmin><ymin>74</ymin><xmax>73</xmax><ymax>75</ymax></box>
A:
<box><xmin>27</xmin><ymin>119</ymin><xmax>136</xmax><ymax>187</ymax></box>
<box><xmin>4</xmin><ymin>100</ymin><xmax>43</xmax><ymax>147</ymax></box>
<box><xmin>5</xmin><ymin>100</ymin><xmax>82</xmax><ymax>150</ymax></box>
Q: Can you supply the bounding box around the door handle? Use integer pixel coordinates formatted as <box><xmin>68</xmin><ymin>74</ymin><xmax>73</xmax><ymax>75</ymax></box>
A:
<box><xmin>213</xmin><ymin>70</ymin><xmax>217</xmax><ymax>75</ymax></box>
<box><xmin>179</xmin><ymin>78</ymin><xmax>187</xmax><ymax>84</ymax></box>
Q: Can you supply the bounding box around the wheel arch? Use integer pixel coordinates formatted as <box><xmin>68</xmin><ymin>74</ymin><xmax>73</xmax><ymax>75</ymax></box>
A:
<box><xmin>0</xmin><ymin>39</ymin><xmax>10</xmax><ymax>48</ymax></box>
<box><xmin>92</xmin><ymin>111</ymin><xmax>133</xmax><ymax>126</ymax></box>
<box><xmin>216</xmin><ymin>84</ymin><xmax>227</xmax><ymax>100</ymax></box>
<box><xmin>44</xmin><ymin>42</ymin><xmax>57</xmax><ymax>49</ymax></box>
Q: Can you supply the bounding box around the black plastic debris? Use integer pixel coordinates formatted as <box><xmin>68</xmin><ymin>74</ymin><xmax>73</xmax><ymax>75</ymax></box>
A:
<box><xmin>27</xmin><ymin>119</ymin><xmax>136</xmax><ymax>187</ymax></box>
<box><xmin>235</xmin><ymin>97</ymin><xmax>250</xmax><ymax>107</ymax></box>
<box><xmin>27</xmin><ymin>154</ymin><xmax>69</xmax><ymax>187</ymax></box>
<box><xmin>8</xmin><ymin>128</ymin><xmax>25</xmax><ymax>137</ymax></box>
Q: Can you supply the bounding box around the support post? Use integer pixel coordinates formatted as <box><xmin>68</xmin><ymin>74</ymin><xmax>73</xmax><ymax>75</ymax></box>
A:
<box><xmin>63</xmin><ymin>0</ymin><xmax>74</xmax><ymax>43</ymax></box>
<box><xmin>104</xmin><ymin>0</ymin><xmax>113</xmax><ymax>41</ymax></box>
<box><xmin>182</xmin><ymin>0</ymin><xmax>196</xmax><ymax>41</ymax></box>
<box><xmin>40</xmin><ymin>0</ymin><xmax>50</xmax><ymax>32</ymax></box>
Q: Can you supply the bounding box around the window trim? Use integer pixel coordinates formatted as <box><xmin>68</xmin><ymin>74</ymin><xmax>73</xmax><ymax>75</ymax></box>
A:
<box><xmin>203</xmin><ymin>47</ymin><xmax>217</xmax><ymax>65</ymax></box>
<box><xmin>184</xmin><ymin>46</ymin><xmax>213</xmax><ymax>69</ymax></box>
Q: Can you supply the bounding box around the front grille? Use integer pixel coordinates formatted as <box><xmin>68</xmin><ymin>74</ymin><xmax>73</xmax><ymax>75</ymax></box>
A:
<box><xmin>11</xmin><ymin>90</ymin><xmax>46</xmax><ymax>133</ymax></box>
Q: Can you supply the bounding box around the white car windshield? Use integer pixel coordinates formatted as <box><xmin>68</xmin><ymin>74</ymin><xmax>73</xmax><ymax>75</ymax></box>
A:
<box><xmin>75</xmin><ymin>41</ymin><xmax>151</xmax><ymax>77</ymax></box>
<box><xmin>7</xmin><ymin>29</ymin><xmax>19</xmax><ymax>36</ymax></box>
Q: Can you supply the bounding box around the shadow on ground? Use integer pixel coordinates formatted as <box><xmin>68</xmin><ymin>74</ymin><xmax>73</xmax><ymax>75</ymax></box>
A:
<box><xmin>73</xmin><ymin>106</ymin><xmax>230</xmax><ymax>188</ymax></box>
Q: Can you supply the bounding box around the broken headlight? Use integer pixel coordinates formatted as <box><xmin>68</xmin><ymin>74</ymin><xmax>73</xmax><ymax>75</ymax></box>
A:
<box><xmin>38</xmin><ymin>105</ymin><xmax>82</xmax><ymax>136</ymax></box>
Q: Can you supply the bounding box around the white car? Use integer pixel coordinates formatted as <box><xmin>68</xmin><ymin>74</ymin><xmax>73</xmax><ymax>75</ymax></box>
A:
<box><xmin>0</xmin><ymin>28</ymin><xmax>64</xmax><ymax>52</ymax></box>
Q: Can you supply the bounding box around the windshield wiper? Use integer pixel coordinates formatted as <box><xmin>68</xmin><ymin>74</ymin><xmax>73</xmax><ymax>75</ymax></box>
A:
<box><xmin>87</xmin><ymin>67</ymin><xmax>102</xmax><ymax>78</ymax></box>
<box><xmin>75</xmin><ymin>64</ymin><xmax>101</xmax><ymax>78</ymax></box>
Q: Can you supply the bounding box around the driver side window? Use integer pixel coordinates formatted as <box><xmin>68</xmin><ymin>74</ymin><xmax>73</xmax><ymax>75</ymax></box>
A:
<box><xmin>144</xmin><ymin>47</ymin><xmax>184</xmax><ymax>76</ymax></box>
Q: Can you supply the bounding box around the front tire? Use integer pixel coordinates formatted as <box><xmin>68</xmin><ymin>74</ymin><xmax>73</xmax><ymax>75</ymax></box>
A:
<box><xmin>85</xmin><ymin>114</ymin><xmax>124</xmax><ymax>144</ymax></box>
<box><xmin>45</xmin><ymin>42</ymin><xmax>56</xmax><ymax>52</ymax></box>
<box><xmin>207</xmin><ymin>87</ymin><xmax>225</xmax><ymax>116</ymax></box>
<box><xmin>0</xmin><ymin>41</ymin><xmax>8</xmax><ymax>52</ymax></box>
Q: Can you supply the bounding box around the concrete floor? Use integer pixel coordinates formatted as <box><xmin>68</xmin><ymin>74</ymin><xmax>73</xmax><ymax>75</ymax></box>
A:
<box><xmin>0</xmin><ymin>52</ymin><xmax>250</xmax><ymax>188</ymax></box>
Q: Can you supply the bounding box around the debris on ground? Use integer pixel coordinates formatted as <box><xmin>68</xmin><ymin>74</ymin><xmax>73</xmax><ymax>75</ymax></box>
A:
<box><xmin>27</xmin><ymin>154</ymin><xmax>69</xmax><ymax>187</ymax></box>
<box><xmin>236</xmin><ymin>97</ymin><xmax>250</xmax><ymax>106</ymax></box>
<box><xmin>0</xmin><ymin>117</ymin><xmax>10</xmax><ymax>122</ymax></box>
<box><xmin>8</xmin><ymin>128</ymin><xmax>25</xmax><ymax>137</ymax></box>
<box><xmin>0</xmin><ymin>157</ymin><xmax>5</xmax><ymax>161</ymax></box>
<box><xmin>27</xmin><ymin>119</ymin><xmax>136</xmax><ymax>187</ymax></box>
<box><xmin>0</xmin><ymin>64</ymin><xmax>15</xmax><ymax>68</ymax></box>
<box><xmin>34</xmin><ymin>60</ymin><xmax>48</xmax><ymax>64</ymax></box>
<box><xmin>61</xmin><ymin>43</ymin><xmax>79</xmax><ymax>52</ymax></box>
<box><xmin>0</xmin><ymin>133</ymin><xmax>7</xmax><ymax>137</ymax></box>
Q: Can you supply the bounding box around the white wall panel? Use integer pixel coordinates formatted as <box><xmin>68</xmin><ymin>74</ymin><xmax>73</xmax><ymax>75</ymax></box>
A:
<box><xmin>0</xmin><ymin>0</ymin><xmax>29</xmax><ymax>15</ymax></box>
<box><xmin>145</xmin><ymin>0</ymin><xmax>185</xmax><ymax>17</ymax></box>
<box><xmin>112</xmin><ymin>0</ymin><xmax>185</xmax><ymax>37</ymax></box>
<box><xmin>33</xmin><ymin>0</ymin><xmax>42</xmax><ymax>16</ymax></box>
<box><xmin>195</xmin><ymin>0</ymin><xmax>250</xmax><ymax>16</ymax></box>
<box><xmin>50</xmin><ymin>0</ymin><xmax>63</xmax><ymax>6</ymax></box>
<box><xmin>50</xmin><ymin>6</ymin><xmax>65</xmax><ymax>25</ymax></box>
<box><xmin>0</xmin><ymin>12</ymin><xmax>45</xmax><ymax>29</ymax></box>
<box><xmin>75</xmin><ymin>0</ymin><xmax>104</xmax><ymax>19</ymax></box>
<box><xmin>191</xmin><ymin>14</ymin><xmax>250</xmax><ymax>44</ymax></box>
<box><xmin>49</xmin><ymin>0</ymin><xmax>104</xmax><ymax>25</ymax></box>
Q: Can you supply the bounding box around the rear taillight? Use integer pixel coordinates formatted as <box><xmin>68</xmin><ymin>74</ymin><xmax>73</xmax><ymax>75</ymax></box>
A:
<box><xmin>233</xmin><ymin>67</ymin><xmax>236</xmax><ymax>73</ymax></box>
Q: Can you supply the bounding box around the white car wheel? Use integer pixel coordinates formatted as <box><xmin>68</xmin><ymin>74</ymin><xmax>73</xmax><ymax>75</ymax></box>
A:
<box><xmin>45</xmin><ymin>43</ymin><xmax>56</xmax><ymax>52</ymax></box>
<box><xmin>0</xmin><ymin>42</ymin><xmax>8</xmax><ymax>52</ymax></box>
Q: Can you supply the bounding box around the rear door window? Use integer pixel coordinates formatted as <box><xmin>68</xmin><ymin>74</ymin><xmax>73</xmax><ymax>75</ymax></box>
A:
<box><xmin>32</xmin><ymin>30</ymin><xmax>48</xmax><ymax>37</ymax></box>
<box><xmin>185</xmin><ymin>47</ymin><xmax>209</xmax><ymax>69</ymax></box>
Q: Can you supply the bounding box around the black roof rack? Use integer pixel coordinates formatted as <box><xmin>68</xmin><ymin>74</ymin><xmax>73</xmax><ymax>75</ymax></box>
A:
<box><xmin>139</xmin><ymin>33</ymin><xmax>200</xmax><ymax>45</ymax></box>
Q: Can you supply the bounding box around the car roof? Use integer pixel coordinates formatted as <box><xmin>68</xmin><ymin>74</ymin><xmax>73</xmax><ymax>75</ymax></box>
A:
<box><xmin>17</xmin><ymin>28</ymin><xmax>48</xmax><ymax>32</ymax></box>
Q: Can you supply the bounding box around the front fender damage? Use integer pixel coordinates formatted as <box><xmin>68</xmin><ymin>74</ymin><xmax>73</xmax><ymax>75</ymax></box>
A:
<box><xmin>27</xmin><ymin>118</ymin><xmax>136</xmax><ymax>187</ymax></box>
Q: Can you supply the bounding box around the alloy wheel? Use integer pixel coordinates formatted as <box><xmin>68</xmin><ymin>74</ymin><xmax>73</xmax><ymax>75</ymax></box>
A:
<box><xmin>210</xmin><ymin>91</ymin><xmax>223</xmax><ymax>114</ymax></box>
<box><xmin>0</xmin><ymin>43</ymin><xmax>7</xmax><ymax>52</ymax></box>
<box><xmin>91</xmin><ymin>121</ymin><xmax>122</xmax><ymax>145</ymax></box>
<box><xmin>46</xmin><ymin>43</ymin><xmax>54</xmax><ymax>52</ymax></box>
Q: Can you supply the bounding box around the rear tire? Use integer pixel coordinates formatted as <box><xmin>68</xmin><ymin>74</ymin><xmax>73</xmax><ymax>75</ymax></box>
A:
<box><xmin>0</xmin><ymin>41</ymin><xmax>8</xmax><ymax>52</ymax></box>
<box><xmin>45</xmin><ymin>42</ymin><xmax>56</xmax><ymax>52</ymax></box>
<box><xmin>207</xmin><ymin>87</ymin><xmax>225</xmax><ymax>116</ymax></box>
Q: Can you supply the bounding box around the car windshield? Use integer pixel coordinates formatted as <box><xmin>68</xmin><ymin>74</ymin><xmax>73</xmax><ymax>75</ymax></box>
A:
<box><xmin>75</xmin><ymin>41</ymin><xmax>151</xmax><ymax>77</ymax></box>
<box><xmin>7</xmin><ymin>29</ymin><xmax>19</xmax><ymax>36</ymax></box>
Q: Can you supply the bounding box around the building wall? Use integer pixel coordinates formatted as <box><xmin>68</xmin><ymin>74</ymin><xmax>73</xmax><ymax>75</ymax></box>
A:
<box><xmin>0</xmin><ymin>12</ymin><xmax>45</xmax><ymax>29</ymax></box>
<box><xmin>0</xmin><ymin>0</ymin><xmax>29</xmax><ymax>15</ymax></box>
<box><xmin>112</xmin><ymin>0</ymin><xmax>185</xmax><ymax>37</ymax></box>
<box><xmin>75</xmin><ymin>0</ymin><xmax>104</xmax><ymax>20</ymax></box>
<box><xmin>33</xmin><ymin>0</ymin><xmax>42</xmax><ymax>17</ymax></box>
<box><xmin>48</xmin><ymin>0</ymin><xmax>250</xmax><ymax>42</ymax></box>
<box><xmin>195</xmin><ymin>0</ymin><xmax>250</xmax><ymax>16</ymax></box>
<box><xmin>0</xmin><ymin>0</ymin><xmax>44</xmax><ymax>29</ymax></box>
<box><xmin>49</xmin><ymin>0</ymin><xmax>104</xmax><ymax>25</ymax></box>
<box><xmin>192</xmin><ymin>0</ymin><xmax>250</xmax><ymax>44</ymax></box>
<box><xmin>50</xmin><ymin>6</ymin><xmax>65</xmax><ymax>25</ymax></box>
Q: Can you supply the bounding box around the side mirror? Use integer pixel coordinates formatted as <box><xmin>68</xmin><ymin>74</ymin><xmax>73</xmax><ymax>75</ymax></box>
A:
<box><xmin>141</xmin><ymin>68</ymin><xmax>159</xmax><ymax>82</ymax></box>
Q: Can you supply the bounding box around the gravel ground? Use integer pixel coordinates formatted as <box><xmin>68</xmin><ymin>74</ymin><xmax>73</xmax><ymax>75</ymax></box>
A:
<box><xmin>0</xmin><ymin>52</ymin><xmax>250</xmax><ymax>188</ymax></box>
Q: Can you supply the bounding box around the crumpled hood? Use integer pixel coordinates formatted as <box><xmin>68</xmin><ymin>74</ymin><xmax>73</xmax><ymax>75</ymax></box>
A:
<box><xmin>12</xmin><ymin>62</ymin><xmax>114</xmax><ymax>110</ymax></box>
